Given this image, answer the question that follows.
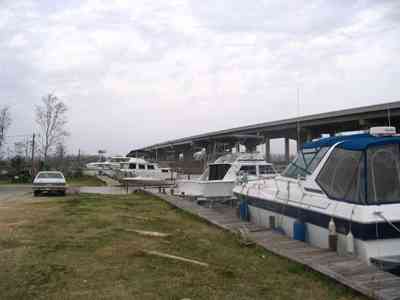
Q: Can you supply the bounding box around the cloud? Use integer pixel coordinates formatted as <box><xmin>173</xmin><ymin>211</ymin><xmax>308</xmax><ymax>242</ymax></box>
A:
<box><xmin>1</xmin><ymin>0</ymin><xmax>399</xmax><ymax>155</ymax></box>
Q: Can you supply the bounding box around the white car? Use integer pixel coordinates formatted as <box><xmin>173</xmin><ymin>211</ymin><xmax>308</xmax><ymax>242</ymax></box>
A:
<box><xmin>33</xmin><ymin>171</ymin><xmax>67</xmax><ymax>196</ymax></box>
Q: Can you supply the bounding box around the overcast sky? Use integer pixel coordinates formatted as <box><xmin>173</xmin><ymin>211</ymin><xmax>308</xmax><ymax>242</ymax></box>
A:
<box><xmin>1</xmin><ymin>0</ymin><xmax>399</xmax><ymax>156</ymax></box>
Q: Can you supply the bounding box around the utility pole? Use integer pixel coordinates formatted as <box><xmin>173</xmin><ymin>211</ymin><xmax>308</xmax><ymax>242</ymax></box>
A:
<box><xmin>296</xmin><ymin>87</ymin><xmax>301</xmax><ymax>150</ymax></box>
<box><xmin>31</xmin><ymin>133</ymin><xmax>36</xmax><ymax>177</ymax></box>
<box><xmin>0</xmin><ymin>126</ymin><xmax>4</xmax><ymax>150</ymax></box>
<box><xmin>25</xmin><ymin>138</ymin><xmax>29</xmax><ymax>161</ymax></box>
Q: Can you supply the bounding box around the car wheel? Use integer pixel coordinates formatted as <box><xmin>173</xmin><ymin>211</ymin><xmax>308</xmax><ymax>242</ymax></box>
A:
<box><xmin>60</xmin><ymin>191</ymin><xmax>66</xmax><ymax>196</ymax></box>
<box><xmin>34</xmin><ymin>191</ymin><xmax>40</xmax><ymax>197</ymax></box>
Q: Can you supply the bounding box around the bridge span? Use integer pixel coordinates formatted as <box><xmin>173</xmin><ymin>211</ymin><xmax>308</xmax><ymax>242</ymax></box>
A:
<box><xmin>128</xmin><ymin>101</ymin><xmax>400</xmax><ymax>170</ymax></box>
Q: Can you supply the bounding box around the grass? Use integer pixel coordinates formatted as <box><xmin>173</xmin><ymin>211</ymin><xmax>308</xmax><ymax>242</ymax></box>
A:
<box><xmin>0</xmin><ymin>179</ymin><xmax>30</xmax><ymax>185</ymax></box>
<box><xmin>0</xmin><ymin>175</ymin><xmax>105</xmax><ymax>187</ymax></box>
<box><xmin>0</xmin><ymin>193</ymin><xmax>367</xmax><ymax>300</ymax></box>
<box><xmin>67</xmin><ymin>175</ymin><xmax>106</xmax><ymax>187</ymax></box>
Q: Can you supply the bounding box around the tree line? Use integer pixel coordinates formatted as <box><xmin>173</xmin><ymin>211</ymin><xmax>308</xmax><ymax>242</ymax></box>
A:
<box><xmin>0</xmin><ymin>93</ymin><xmax>72</xmax><ymax>180</ymax></box>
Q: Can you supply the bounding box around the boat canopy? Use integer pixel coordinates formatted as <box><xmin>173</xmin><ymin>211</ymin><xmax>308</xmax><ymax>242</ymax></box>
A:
<box><xmin>303</xmin><ymin>134</ymin><xmax>400</xmax><ymax>151</ymax></box>
<box><xmin>284</xmin><ymin>133</ymin><xmax>400</xmax><ymax>205</ymax></box>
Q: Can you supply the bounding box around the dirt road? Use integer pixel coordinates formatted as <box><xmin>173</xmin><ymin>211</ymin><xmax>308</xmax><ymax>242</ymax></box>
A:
<box><xmin>0</xmin><ymin>185</ymin><xmax>32</xmax><ymax>203</ymax></box>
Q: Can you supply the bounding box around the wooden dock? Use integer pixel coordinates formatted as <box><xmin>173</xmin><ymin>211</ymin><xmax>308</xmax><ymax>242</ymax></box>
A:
<box><xmin>146</xmin><ymin>190</ymin><xmax>400</xmax><ymax>300</ymax></box>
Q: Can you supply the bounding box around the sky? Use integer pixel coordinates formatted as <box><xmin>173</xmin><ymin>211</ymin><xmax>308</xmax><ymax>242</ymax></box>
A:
<box><xmin>1</xmin><ymin>0</ymin><xmax>399</xmax><ymax>156</ymax></box>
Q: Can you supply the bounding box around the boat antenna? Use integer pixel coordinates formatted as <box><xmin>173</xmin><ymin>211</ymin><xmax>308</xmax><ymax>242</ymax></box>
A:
<box><xmin>387</xmin><ymin>103</ymin><xmax>391</xmax><ymax>127</ymax></box>
<box><xmin>297</xmin><ymin>87</ymin><xmax>301</xmax><ymax>150</ymax></box>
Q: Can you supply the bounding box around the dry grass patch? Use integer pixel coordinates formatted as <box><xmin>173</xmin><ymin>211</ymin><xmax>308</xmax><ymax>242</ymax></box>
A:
<box><xmin>67</xmin><ymin>175</ymin><xmax>106</xmax><ymax>187</ymax></box>
<box><xmin>0</xmin><ymin>192</ymin><xmax>368</xmax><ymax>300</ymax></box>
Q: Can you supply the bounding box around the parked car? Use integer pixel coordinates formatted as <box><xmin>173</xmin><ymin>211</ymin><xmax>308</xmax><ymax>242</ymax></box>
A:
<box><xmin>33</xmin><ymin>171</ymin><xmax>67</xmax><ymax>196</ymax></box>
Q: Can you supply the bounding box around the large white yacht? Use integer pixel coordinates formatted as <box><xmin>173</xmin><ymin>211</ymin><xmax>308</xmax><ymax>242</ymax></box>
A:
<box><xmin>118</xmin><ymin>157</ymin><xmax>175</xmax><ymax>182</ymax></box>
<box><xmin>177</xmin><ymin>152</ymin><xmax>277</xmax><ymax>198</ymax></box>
<box><xmin>233</xmin><ymin>127</ymin><xmax>400</xmax><ymax>271</ymax></box>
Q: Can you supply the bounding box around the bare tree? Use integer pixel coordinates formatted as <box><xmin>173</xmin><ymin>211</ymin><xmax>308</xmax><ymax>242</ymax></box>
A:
<box><xmin>13</xmin><ymin>139</ymin><xmax>31</xmax><ymax>160</ymax></box>
<box><xmin>14</xmin><ymin>141</ymin><xmax>26</xmax><ymax>157</ymax></box>
<box><xmin>55</xmin><ymin>143</ymin><xmax>67</xmax><ymax>159</ymax></box>
<box><xmin>35</xmin><ymin>94</ymin><xmax>69</xmax><ymax>162</ymax></box>
<box><xmin>0</xmin><ymin>106</ymin><xmax>12</xmax><ymax>152</ymax></box>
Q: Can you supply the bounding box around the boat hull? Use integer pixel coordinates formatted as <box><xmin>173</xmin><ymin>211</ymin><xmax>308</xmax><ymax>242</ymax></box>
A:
<box><xmin>120</xmin><ymin>177</ymin><xmax>171</xmax><ymax>187</ymax></box>
<box><xmin>238</xmin><ymin>193</ymin><xmax>400</xmax><ymax>268</ymax></box>
<box><xmin>177</xmin><ymin>180</ymin><xmax>235</xmax><ymax>198</ymax></box>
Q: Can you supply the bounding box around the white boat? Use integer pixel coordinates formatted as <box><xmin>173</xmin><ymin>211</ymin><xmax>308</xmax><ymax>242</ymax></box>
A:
<box><xmin>86</xmin><ymin>161</ymin><xmax>111</xmax><ymax>170</ymax></box>
<box><xmin>177</xmin><ymin>152</ymin><xmax>277</xmax><ymax>198</ymax></box>
<box><xmin>233</xmin><ymin>127</ymin><xmax>400</xmax><ymax>271</ymax></box>
<box><xmin>86</xmin><ymin>156</ymin><xmax>130</xmax><ymax>171</ymax></box>
<box><xmin>118</xmin><ymin>157</ymin><xmax>175</xmax><ymax>182</ymax></box>
<box><xmin>119</xmin><ymin>176</ymin><xmax>171</xmax><ymax>187</ymax></box>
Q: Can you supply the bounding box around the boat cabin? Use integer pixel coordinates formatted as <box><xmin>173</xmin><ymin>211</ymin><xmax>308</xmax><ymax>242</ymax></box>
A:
<box><xmin>121</xmin><ymin>158</ymin><xmax>161</xmax><ymax>172</ymax></box>
<box><xmin>199</xmin><ymin>152</ymin><xmax>276</xmax><ymax>182</ymax></box>
<box><xmin>119</xmin><ymin>157</ymin><xmax>174</xmax><ymax>180</ymax></box>
<box><xmin>177</xmin><ymin>152</ymin><xmax>276</xmax><ymax>198</ymax></box>
<box><xmin>283</xmin><ymin>129</ymin><xmax>400</xmax><ymax>206</ymax></box>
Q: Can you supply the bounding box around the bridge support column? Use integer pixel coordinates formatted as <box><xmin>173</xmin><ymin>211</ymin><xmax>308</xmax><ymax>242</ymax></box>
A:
<box><xmin>205</xmin><ymin>142</ymin><xmax>217</xmax><ymax>162</ymax></box>
<box><xmin>265</xmin><ymin>137</ymin><xmax>271</xmax><ymax>162</ymax></box>
<box><xmin>183</xmin><ymin>147</ymin><xmax>194</xmax><ymax>161</ymax></box>
<box><xmin>235</xmin><ymin>142</ymin><xmax>240</xmax><ymax>153</ymax></box>
<box><xmin>157</xmin><ymin>149</ymin><xmax>167</xmax><ymax>161</ymax></box>
<box><xmin>284</xmin><ymin>138</ymin><xmax>290</xmax><ymax>163</ymax></box>
<box><xmin>173</xmin><ymin>150</ymin><xmax>180</xmax><ymax>161</ymax></box>
<box><xmin>306</xmin><ymin>130</ymin><xmax>313</xmax><ymax>143</ymax></box>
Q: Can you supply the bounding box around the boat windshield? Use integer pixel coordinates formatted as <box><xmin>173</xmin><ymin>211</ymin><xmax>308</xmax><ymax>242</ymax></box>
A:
<box><xmin>208</xmin><ymin>164</ymin><xmax>231</xmax><ymax>180</ymax></box>
<box><xmin>111</xmin><ymin>158</ymin><xmax>129</xmax><ymax>163</ymax></box>
<box><xmin>282</xmin><ymin>147</ymin><xmax>329</xmax><ymax>179</ymax></box>
<box><xmin>317</xmin><ymin>144</ymin><xmax>400</xmax><ymax>205</ymax></box>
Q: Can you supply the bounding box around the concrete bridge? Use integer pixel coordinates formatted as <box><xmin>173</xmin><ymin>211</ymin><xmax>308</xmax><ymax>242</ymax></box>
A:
<box><xmin>128</xmin><ymin>101</ymin><xmax>400</xmax><ymax>168</ymax></box>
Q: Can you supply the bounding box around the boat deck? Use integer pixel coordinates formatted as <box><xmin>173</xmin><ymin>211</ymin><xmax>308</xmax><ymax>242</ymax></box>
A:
<box><xmin>145</xmin><ymin>189</ymin><xmax>400</xmax><ymax>300</ymax></box>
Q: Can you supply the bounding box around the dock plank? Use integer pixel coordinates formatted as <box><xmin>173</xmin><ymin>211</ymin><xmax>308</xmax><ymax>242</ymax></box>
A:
<box><xmin>144</xmin><ymin>189</ymin><xmax>400</xmax><ymax>300</ymax></box>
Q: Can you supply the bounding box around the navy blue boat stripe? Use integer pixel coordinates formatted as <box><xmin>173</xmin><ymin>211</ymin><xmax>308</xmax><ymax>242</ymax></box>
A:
<box><xmin>237</xmin><ymin>193</ymin><xmax>400</xmax><ymax>241</ymax></box>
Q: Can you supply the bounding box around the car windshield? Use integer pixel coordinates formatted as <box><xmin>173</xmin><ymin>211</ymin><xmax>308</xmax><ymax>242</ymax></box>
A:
<box><xmin>38</xmin><ymin>173</ymin><xmax>64</xmax><ymax>179</ymax></box>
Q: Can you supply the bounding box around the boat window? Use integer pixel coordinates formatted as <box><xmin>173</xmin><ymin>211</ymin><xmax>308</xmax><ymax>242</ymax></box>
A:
<box><xmin>282</xmin><ymin>147</ymin><xmax>328</xmax><ymax>179</ymax></box>
<box><xmin>283</xmin><ymin>163</ymin><xmax>308</xmax><ymax>179</ymax></box>
<box><xmin>308</xmin><ymin>147</ymin><xmax>329</xmax><ymax>173</ymax></box>
<box><xmin>367</xmin><ymin>145</ymin><xmax>400</xmax><ymax>204</ymax></box>
<box><xmin>111</xmin><ymin>158</ymin><xmax>128</xmax><ymax>163</ymax></box>
<box><xmin>317</xmin><ymin>148</ymin><xmax>365</xmax><ymax>204</ymax></box>
<box><xmin>129</xmin><ymin>164</ymin><xmax>136</xmax><ymax>169</ymax></box>
<box><xmin>239</xmin><ymin>165</ymin><xmax>257</xmax><ymax>176</ymax></box>
<box><xmin>208</xmin><ymin>164</ymin><xmax>231</xmax><ymax>180</ymax></box>
<box><xmin>139</xmin><ymin>164</ymin><xmax>146</xmax><ymax>170</ymax></box>
<box><xmin>161</xmin><ymin>169</ymin><xmax>169</xmax><ymax>173</ymax></box>
<box><xmin>147</xmin><ymin>165</ymin><xmax>155</xmax><ymax>170</ymax></box>
<box><xmin>259</xmin><ymin>165</ymin><xmax>276</xmax><ymax>175</ymax></box>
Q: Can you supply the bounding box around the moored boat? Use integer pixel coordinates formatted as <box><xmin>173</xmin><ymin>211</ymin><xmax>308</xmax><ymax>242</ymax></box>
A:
<box><xmin>233</xmin><ymin>127</ymin><xmax>400</xmax><ymax>271</ymax></box>
<box><xmin>118</xmin><ymin>157</ymin><xmax>175</xmax><ymax>182</ymax></box>
<box><xmin>177</xmin><ymin>152</ymin><xmax>277</xmax><ymax>198</ymax></box>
